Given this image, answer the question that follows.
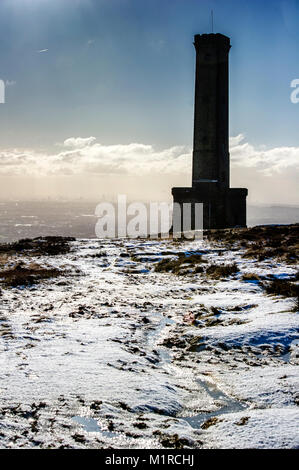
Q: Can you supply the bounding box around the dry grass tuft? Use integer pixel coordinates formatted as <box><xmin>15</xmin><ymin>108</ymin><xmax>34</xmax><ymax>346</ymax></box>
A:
<box><xmin>206</xmin><ymin>224</ymin><xmax>298</xmax><ymax>264</ymax></box>
<box><xmin>0</xmin><ymin>236</ymin><xmax>75</xmax><ymax>257</ymax></box>
<box><xmin>242</xmin><ymin>273</ymin><xmax>261</xmax><ymax>281</ymax></box>
<box><xmin>206</xmin><ymin>263</ymin><xmax>239</xmax><ymax>279</ymax></box>
<box><xmin>0</xmin><ymin>263</ymin><xmax>64</xmax><ymax>288</ymax></box>
<box><xmin>154</xmin><ymin>252</ymin><xmax>205</xmax><ymax>274</ymax></box>
<box><xmin>265</xmin><ymin>279</ymin><xmax>298</xmax><ymax>299</ymax></box>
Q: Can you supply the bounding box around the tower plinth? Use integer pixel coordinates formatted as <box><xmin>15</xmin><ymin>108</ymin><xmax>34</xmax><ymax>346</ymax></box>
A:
<box><xmin>172</xmin><ymin>33</ymin><xmax>247</xmax><ymax>229</ymax></box>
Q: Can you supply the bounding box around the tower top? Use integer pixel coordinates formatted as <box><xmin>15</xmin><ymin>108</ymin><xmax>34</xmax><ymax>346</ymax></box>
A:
<box><xmin>194</xmin><ymin>33</ymin><xmax>231</xmax><ymax>49</ymax></box>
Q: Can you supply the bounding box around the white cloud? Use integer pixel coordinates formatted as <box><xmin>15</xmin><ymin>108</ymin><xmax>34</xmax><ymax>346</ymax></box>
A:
<box><xmin>0</xmin><ymin>136</ymin><xmax>297</xmax><ymax>182</ymax></box>
<box><xmin>229</xmin><ymin>134</ymin><xmax>244</xmax><ymax>147</ymax></box>
<box><xmin>230</xmin><ymin>134</ymin><xmax>299</xmax><ymax>175</ymax></box>
<box><xmin>63</xmin><ymin>136</ymin><xmax>97</xmax><ymax>148</ymax></box>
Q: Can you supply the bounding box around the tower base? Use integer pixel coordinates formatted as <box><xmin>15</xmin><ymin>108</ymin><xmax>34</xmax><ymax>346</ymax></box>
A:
<box><xmin>172</xmin><ymin>183</ymin><xmax>248</xmax><ymax>230</ymax></box>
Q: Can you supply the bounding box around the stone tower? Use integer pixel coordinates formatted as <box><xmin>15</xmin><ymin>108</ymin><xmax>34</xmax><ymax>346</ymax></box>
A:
<box><xmin>172</xmin><ymin>33</ymin><xmax>247</xmax><ymax>229</ymax></box>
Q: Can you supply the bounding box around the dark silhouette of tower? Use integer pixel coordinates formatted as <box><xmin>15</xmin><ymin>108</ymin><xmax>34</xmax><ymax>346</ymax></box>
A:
<box><xmin>172</xmin><ymin>33</ymin><xmax>247</xmax><ymax>229</ymax></box>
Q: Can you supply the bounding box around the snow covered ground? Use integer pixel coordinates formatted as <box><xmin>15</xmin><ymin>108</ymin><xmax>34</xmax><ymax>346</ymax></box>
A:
<box><xmin>0</xmin><ymin>236</ymin><xmax>298</xmax><ymax>448</ymax></box>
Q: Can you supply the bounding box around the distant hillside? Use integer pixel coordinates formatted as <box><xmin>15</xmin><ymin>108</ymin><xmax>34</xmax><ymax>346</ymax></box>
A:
<box><xmin>248</xmin><ymin>205</ymin><xmax>299</xmax><ymax>227</ymax></box>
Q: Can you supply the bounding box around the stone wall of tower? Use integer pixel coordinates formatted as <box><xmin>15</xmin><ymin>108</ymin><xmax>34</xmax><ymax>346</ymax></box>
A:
<box><xmin>192</xmin><ymin>34</ymin><xmax>230</xmax><ymax>189</ymax></box>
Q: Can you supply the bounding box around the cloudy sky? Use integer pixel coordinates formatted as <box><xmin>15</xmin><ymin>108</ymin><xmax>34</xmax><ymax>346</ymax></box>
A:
<box><xmin>0</xmin><ymin>0</ymin><xmax>298</xmax><ymax>204</ymax></box>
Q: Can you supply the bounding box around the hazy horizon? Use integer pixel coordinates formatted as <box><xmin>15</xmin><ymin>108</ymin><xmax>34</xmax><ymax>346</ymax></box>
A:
<box><xmin>0</xmin><ymin>199</ymin><xmax>298</xmax><ymax>244</ymax></box>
